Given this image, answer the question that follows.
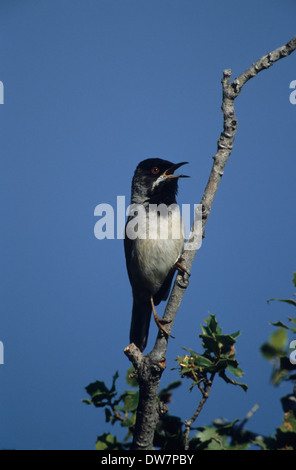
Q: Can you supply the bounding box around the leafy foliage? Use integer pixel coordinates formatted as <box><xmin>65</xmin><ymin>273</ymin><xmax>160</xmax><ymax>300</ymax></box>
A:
<box><xmin>189</xmin><ymin>419</ymin><xmax>254</xmax><ymax>450</ymax></box>
<box><xmin>256</xmin><ymin>272</ymin><xmax>296</xmax><ymax>450</ymax></box>
<box><xmin>83</xmin><ymin>367</ymin><xmax>183</xmax><ymax>449</ymax></box>
<box><xmin>175</xmin><ymin>313</ymin><xmax>247</xmax><ymax>392</ymax></box>
<box><xmin>83</xmin><ymin>368</ymin><xmax>138</xmax><ymax>449</ymax></box>
<box><xmin>83</xmin><ymin>314</ymin><xmax>247</xmax><ymax>449</ymax></box>
<box><xmin>261</xmin><ymin>272</ymin><xmax>296</xmax><ymax>386</ymax></box>
<box><xmin>83</xmin><ymin>273</ymin><xmax>296</xmax><ymax>450</ymax></box>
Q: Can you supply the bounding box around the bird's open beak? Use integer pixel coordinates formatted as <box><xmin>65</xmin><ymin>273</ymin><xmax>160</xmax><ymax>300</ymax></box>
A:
<box><xmin>163</xmin><ymin>162</ymin><xmax>189</xmax><ymax>179</ymax></box>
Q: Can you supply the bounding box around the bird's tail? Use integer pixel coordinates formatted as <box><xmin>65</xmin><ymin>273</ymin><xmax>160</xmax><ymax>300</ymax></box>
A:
<box><xmin>130</xmin><ymin>297</ymin><xmax>152</xmax><ymax>352</ymax></box>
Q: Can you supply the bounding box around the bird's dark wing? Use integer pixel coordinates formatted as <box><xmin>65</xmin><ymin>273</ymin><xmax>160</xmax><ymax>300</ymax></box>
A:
<box><xmin>124</xmin><ymin>219</ymin><xmax>134</xmax><ymax>282</ymax></box>
<box><xmin>124</xmin><ymin>220</ymin><xmax>152</xmax><ymax>352</ymax></box>
<box><xmin>129</xmin><ymin>294</ymin><xmax>152</xmax><ymax>352</ymax></box>
<box><xmin>153</xmin><ymin>267</ymin><xmax>175</xmax><ymax>306</ymax></box>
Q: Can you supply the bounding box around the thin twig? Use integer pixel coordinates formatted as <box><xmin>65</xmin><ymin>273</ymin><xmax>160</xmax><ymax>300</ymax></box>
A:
<box><xmin>184</xmin><ymin>373</ymin><xmax>215</xmax><ymax>450</ymax></box>
<box><xmin>237</xmin><ymin>403</ymin><xmax>260</xmax><ymax>432</ymax></box>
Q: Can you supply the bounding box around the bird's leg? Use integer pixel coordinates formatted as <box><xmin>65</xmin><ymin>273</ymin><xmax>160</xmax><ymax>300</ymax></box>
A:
<box><xmin>175</xmin><ymin>259</ymin><xmax>191</xmax><ymax>277</ymax></box>
<box><xmin>150</xmin><ymin>295</ymin><xmax>172</xmax><ymax>338</ymax></box>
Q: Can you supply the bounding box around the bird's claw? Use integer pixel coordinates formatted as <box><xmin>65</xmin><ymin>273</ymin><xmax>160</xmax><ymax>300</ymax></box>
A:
<box><xmin>175</xmin><ymin>260</ymin><xmax>191</xmax><ymax>277</ymax></box>
<box><xmin>150</xmin><ymin>296</ymin><xmax>174</xmax><ymax>339</ymax></box>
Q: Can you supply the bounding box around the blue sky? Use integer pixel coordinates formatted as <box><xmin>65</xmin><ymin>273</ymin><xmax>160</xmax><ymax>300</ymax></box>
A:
<box><xmin>0</xmin><ymin>0</ymin><xmax>295</xmax><ymax>450</ymax></box>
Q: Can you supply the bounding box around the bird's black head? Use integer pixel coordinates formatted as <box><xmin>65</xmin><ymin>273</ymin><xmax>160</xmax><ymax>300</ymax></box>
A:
<box><xmin>131</xmin><ymin>158</ymin><xmax>189</xmax><ymax>205</ymax></box>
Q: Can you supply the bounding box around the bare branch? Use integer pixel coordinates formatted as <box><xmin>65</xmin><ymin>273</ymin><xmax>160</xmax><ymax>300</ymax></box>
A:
<box><xmin>124</xmin><ymin>343</ymin><xmax>144</xmax><ymax>370</ymax></box>
<box><xmin>125</xmin><ymin>35</ymin><xmax>296</xmax><ymax>451</ymax></box>
<box><xmin>237</xmin><ymin>402</ymin><xmax>260</xmax><ymax>432</ymax></box>
<box><xmin>153</xmin><ymin>35</ymin><xmax>296</xmax><ymax>360</ymax></box>
<box><xmin>234</xmin><ymin>36</ymin><xmax>296</xmax><ymax>93</ymax></box>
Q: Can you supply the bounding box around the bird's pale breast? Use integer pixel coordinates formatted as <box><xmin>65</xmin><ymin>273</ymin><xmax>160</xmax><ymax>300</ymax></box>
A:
<box><xmin>133</xmin><ymin>205</ymin><xmax>184</xmax><ymax>295</ymax></box>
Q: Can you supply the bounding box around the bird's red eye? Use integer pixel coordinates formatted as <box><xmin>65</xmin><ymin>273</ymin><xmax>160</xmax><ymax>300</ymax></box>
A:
<box><xmin>151</xmin><ymin>166</ymin><xmax>160</xmax><ymax>175</ymax></box>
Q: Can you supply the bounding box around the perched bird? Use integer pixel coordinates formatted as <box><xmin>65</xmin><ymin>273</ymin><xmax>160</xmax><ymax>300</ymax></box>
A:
<box><xmin>124</xmin><ymin>158</ymin><xmax>189</xmax><ymax>351</ymax></box>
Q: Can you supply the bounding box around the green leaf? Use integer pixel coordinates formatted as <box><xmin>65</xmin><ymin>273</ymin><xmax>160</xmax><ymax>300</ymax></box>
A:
<box><xmin>195</xmin><ymin>425</ymin><xmax>233</xmax><ymax>450</ymax></box>
<box><xmin>125</xmin><ymin>366</ymin><xmax>138</xmax><ymax>388</ymax></box>
<box><xmin>196</xmin><ymin>425</ymin><xmax>217</xmax><ymax>443</ymax></box>
<box><xmin>204</xmin><ymin>314</ymin><xmax>221</xmax><ymax>336</ymax></box>
<box><xmin>193</xmin><ymin>354</ymin><xmax>214</xmax><ymax>369</ymax></box>
<box><xmin>104</xmin><ymin>408</ymin><xmax>112</xmax><ymax>423</ymax></box>
<box><xmin>177</xmin><ymin>366</ymin><xmax>192</xmax><ymax>374</ymax></box>
<box><xmin>110</xmin><ymin>371</ymin><xmax>119</xmax><ymax>392</ymax></box>
<box><xmin>121</xmin><ymin>416</ymin><xmax>136</xmax><ymax>429</ymax></box>
<box><xmin>84</xmin><ymin>373</ymin><xmax>120</xmax><ymax>408</ymax></box>
<box><xmin>271</xmin><ymin>367</ymin><xmax>291</xmax><ymax>386</ymax></box>
<box><xmin>209</xmin><ymin>358</ymin><xmax>229</xmax><ymax>372</ymax></box>
<box><xmin>84</xmin><ymin>380</ymin><xmax>116</xmax><ymax>407</ymax></box>
<box><xmin>270</xmin><ymin>321</ymin><xmax>291</xmax><ymax>330</ymax></box>
<box><xmin>219</xmin><ymin>370</ymin><xmax>248</xmax><ymax>391</ymax></box>
<box><xmin>267</xmin><ymin>298</ymin><xmax>296</xmax><ymax>307</ymax></box>
<box><xmin>178</xmin><ymin>348</ymin><xmax>199</xmax><ymax>360</ymax></box>
<box><xmin>260</xmin><ymin>342</ymin><xmax>286</xmax><ymax>360</ymax></box>
<box><xmin>200</xmin><ymin>334</ymin><xmax>219</xmax><ymax>355</ymax></box>
<box><xmin>159</xmin><ymin>380</ymin><xmax>182</xmax><ymax>403</ymax></box>
<box><xmin>181</xmin><ymin>347</ymin><xmax>199</xmax><ymax>356</ymax></box>
<box><xmin>269</xmin><ymin>321</ymin><xmax>296</xmax><ymax>334</ymax></box>
<box><xmin>95</xmin><ymin>433</ymin><xmax>122</xmax><ymax>450</ymax></box>
<box><xmin>280</xmin><ymin>409</ymin><xmax>296</xmax><ymax>433</ymax></box>
<box><xmin>215</xmin><ymin>334</ymin><xmax>237</xmax><ymax>347</ymax></box>
<box><xmin>292</xmin><ymin>272</ymin><xmax>296</xmax><ymax>287</ymax></box>
<box><xmin>270</xmin><ymin>328</ymin><xmax>288</xmax><ymax>350</ymax></box>
<box><xmin>122</xmin><ymin>391</ymin><xmax>139</xmax><ymax>413</ymax></box>
<box><xmin>226</xmin><ymin>363</ymin><xmax>244</xmax><ymax>378</ymax></box>
<box><xmin>230</xmin><ymin>330</ymin><xmax>241</xmax><ymax>339</ymax></box>
<box><xmin>85</xmin><ymin>380</ymin><xmax>109</xmax><ymax>398</ymax></box>
<box><xmin>273</xmin><ymin>410</ymin><xmax>296</xmax><ymax>449</ymax></box>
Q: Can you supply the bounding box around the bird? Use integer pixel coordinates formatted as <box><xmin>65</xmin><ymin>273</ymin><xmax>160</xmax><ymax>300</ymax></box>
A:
<box><xmin>124</xmin><ymin>158</ymin><xmax>189</xmax><ymax>352</ymax></box>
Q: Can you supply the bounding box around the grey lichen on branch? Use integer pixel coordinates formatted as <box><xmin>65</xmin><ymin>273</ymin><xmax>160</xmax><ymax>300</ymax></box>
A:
<box><xmin>124</xmin><ymin>35</ymin><xmax>296</xmax><ymax>451</ymax></box>
<box><xmin>234</xmin><ymin>35</ymin><xmax>296</xmax><ymax>94</ymax></box>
